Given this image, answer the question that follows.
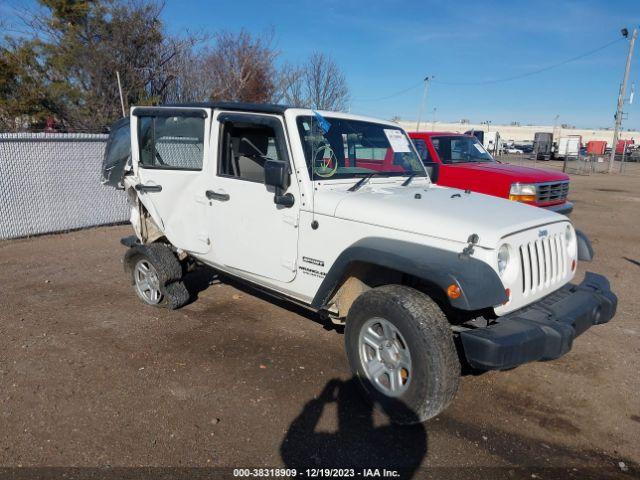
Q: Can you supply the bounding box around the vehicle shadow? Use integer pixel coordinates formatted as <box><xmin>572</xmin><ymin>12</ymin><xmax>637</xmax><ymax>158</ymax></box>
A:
<box><xmin>183</xmin><ymin>264</ymin><xmax>341</xmax><ymax>331</ymax></box>
<box><xmin>181</xmin><ymin>264</ymin><xmax>220</xmax><ymax>305</ymax></box>
<box><xmin>280</xmin><ymin>377</ymin><xmax>427</xmax><ymax>477</ymax></box>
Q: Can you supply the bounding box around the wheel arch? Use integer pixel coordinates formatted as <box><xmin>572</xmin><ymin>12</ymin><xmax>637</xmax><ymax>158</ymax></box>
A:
<box><xmin>312</xmin><ymin>238</ymin><xmax>508</xmax><ymax>314</ymax></box>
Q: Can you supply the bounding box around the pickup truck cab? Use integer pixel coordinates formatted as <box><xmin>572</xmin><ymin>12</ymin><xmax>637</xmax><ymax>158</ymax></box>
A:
<box><xmin>102</xmin><ymin>103</ymin><xmax>615</xmax><ymax>423</ymax></box>
<box><xmin>409</xmin><ymin>132</ymin><xmax>573</xmax><ymax>215</ymax></box>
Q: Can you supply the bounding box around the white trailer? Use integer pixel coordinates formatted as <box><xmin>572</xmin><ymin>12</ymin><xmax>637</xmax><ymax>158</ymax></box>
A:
<box><xmin>555</xmin><ymin>135</ymin><xmax>582</xmax><ymax>159</ymax></box>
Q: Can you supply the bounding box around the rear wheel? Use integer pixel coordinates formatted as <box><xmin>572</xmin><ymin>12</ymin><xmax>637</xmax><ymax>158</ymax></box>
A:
<box><xmin>345</xmin><ymin>285</ymin><xmax>460</xmax><ymax>424</ymax></box>
<box><xmin>125</xmin><ymin>244</ymin><xmax>189</xmax><ymax>310</ymax></box>
<box><xmin>133</xmin><ymin>258</ymin><xmax>163</xmax><ymax>305</ymax></box>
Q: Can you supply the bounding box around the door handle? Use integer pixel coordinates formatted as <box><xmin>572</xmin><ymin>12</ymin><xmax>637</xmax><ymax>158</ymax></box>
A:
<box><xmin>135</xmin><ymin>183</ymin><xmax>162</xmax><ymax>193</ymax></box>
<box><xmin>206</xmin><ymin>190</ymin><xmax>230</xmax><ymax>201</ymax></box>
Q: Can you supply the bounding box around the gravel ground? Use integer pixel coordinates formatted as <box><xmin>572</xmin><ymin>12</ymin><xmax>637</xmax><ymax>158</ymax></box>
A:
<box><xmin>0</xmin><ymin>166</ymin><xmax>638</xmax><ymax>479</ymax></box>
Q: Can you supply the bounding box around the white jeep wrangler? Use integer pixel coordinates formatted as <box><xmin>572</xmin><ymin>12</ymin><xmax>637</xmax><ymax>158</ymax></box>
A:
<box><xmin>102</xmin><ymin>103</ymin><xmax>617</xmax><ymax>423</ymax></box>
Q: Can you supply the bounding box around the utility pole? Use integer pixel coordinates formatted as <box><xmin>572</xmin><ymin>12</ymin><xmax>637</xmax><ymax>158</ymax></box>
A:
<box><xmin>553</xmin><ymin>114</ymin><xmax>560</xmax><ymax>140</ymax></box>
<box><xmin>116</xmin><ymin>70</ymin><xmax>126</xmax><ymax>118</ymax></box>
<box><xmin>609</xmin><ymin>27</ymin><xmax>637</xmax><ymax>173</ymax></box>
<box><xmin>416</xmin><ymin>76</ymin><xmax>434</xmax><ymax>131</ymax></box>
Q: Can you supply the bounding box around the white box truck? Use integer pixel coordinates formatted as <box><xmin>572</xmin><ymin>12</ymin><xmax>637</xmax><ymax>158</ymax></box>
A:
<box><xmin>555</xmin><ymin>135</ymin><xmax>582</xmax><ymax>159</ymax></box>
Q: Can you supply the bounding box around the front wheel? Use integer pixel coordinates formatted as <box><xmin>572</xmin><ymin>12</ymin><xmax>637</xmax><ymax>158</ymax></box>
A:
<box><xmin>345</xmin><ymin>285</ymin><xmax>460</xmax><ymax>424</ymax></box>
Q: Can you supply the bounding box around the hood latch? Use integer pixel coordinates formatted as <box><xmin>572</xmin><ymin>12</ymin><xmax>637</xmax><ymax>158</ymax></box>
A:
<box><xmin>460</xmin><ymin>233</ymin><xmax>479</xmax><ymax>258</ymax></box>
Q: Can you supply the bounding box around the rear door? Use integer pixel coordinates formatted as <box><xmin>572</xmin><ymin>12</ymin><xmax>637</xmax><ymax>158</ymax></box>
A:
<box><xmin>132</xmin><ymin>106</ymin><xmax>212</xmax><ymax>254</ymax></box>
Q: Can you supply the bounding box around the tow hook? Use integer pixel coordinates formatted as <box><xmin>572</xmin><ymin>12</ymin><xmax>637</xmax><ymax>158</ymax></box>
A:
<box><xmin>460</xmin><ymin>233</ymin><xmax>479</xmax><ymax>258</ymax></box>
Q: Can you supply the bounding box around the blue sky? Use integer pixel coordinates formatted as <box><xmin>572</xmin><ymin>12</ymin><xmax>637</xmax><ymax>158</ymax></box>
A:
<box><xmin>162</xmin><ymin>0</ymin><xmax>639</xmax><ymax>129</ymax></box>
<box><xmin>3</xmin><ymin>0</ymin><xmax>639</xmax><ymax>129</ymax></box>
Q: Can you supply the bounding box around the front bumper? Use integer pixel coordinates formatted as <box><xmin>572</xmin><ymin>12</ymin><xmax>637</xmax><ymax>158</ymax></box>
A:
<box><xmin>543</xmin><ymin>201</ymin><xmax>573</xmax><ymax>215</ymax></box>
<box><xmin>459</xmin><ymin>272</ymin><xmax>617</xmax><ymax>371</ymax></box>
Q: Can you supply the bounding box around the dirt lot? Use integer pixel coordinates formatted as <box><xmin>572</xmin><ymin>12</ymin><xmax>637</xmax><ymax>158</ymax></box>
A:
<box><xmin>1</xmin><ymin>164</ymin><xmax>639</xmax><ymax>479</ymax></box>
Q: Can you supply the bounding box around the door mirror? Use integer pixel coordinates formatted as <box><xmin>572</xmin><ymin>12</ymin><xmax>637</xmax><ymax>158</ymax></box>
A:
<box><xmin>424</xmin><ymin>162</ymin><xmax>440</xmax><ymax>183</ymax></box>
<box><xmin>264</xmin><ymin>159</ymin><xmax>290</xmax><ymax>190</ymax></box>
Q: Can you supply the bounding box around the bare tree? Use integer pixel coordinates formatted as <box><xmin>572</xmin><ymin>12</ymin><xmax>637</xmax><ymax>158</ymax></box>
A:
<box><xmin>304</xmin><ymin>52</ymin><xmax>349</xmax><ymax>111</ymax></box>
<box><xmin>202</xmin><ymin>30</ymin><xmax>278</xmax><ymax>103</ymax></box>
<box><xmin>163</xmin><ymin>48</ymin><xmax>211</xmax><ymax>103</ymax></box>
<box><xmin>274</xmin><ymin>62</ymin><xmax>306</xmax><ymax>106</ymax></box>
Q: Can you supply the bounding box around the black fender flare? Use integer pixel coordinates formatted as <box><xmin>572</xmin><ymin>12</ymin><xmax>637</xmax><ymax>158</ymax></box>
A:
<box><xmin>576</xmin><ymin>229</ymin><xmax>594</xmax><ymax>261</ymax></box>
<box><xmin>311</xmin><ymin>238</ymin><xmax>508</xmax><ymax>311</ymax></box>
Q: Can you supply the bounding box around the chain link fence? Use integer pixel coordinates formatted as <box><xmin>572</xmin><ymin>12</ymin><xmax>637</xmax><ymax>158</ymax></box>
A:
<box><xmin>499</xmin><ymin>153</ymin><xmax>640</xmax><ymax>177</ymax></box>
<box><xmin>0</xmin><ymin>132</ymin><xmax>129</xmax><ymax>240</ymax></box>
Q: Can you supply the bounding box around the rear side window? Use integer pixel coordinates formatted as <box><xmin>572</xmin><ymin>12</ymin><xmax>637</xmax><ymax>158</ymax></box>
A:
<box><xmin>138</xmin><ymin>116</ymin><xmax>204</xmax><ymax>170</ymax></box>
<box><xmin>412</xmin><ymin>138</ymin><xmax>431</xmax><ymax>162</ymax></box>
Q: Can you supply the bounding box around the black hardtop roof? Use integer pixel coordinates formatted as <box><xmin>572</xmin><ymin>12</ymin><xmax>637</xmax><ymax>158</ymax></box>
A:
<box><xmin>162</xmin><ymin>101</ymin><xmax>291</xmax><ymax>114</ymax></box>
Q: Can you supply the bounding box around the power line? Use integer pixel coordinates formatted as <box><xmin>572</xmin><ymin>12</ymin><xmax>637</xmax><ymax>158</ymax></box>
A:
<box><xmin>433</xmin><ymin>37</ymin><xmax>624</xmax><ymax>86</ymax></box>
<box><xmin>352</xmin><ymin>80</ymin><xmax>424</xmax><ymax>102</ymax></box>
<box><xmin>350</xmin><ymin>36</ymin><xmax>625</xmax><ymax>104</ymax></box>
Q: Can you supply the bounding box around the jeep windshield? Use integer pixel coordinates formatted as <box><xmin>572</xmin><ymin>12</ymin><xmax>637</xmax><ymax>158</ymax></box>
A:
<box><xmin>432</xmin><ymin>135</ymin><xmax>495</xmax><ymax>164</ymax></box>
<box><xmin>296</xmin><ymin>115</ymin><xmax>426</xmax><ymax>180</ymax></box>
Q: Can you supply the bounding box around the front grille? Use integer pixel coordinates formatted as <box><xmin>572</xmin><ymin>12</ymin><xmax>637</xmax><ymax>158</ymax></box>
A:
<box><xmin>536</xmin><ymin>181</ymin><xmax>569</xmax><ymax>203</ymax></box>
<box><xmin>518</xmin><ymin>233</ymin><xmax>567</xmax><ymax>296</ymax></box>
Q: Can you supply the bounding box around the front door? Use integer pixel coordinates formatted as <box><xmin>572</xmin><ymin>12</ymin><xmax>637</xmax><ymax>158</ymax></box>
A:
<box><xmin>205</xmin><ymin>112</ymin><xmax>300</xmax><ymax>283</ymax></box>
<box><xmin>132</xmin><ymin>107</ymin><xmax>212</xmax><ymax>254</ymax></box>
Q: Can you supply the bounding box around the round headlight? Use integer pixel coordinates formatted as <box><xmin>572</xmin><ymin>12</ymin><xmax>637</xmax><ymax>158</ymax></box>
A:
<box><xmin>498</xmin><ymin>244</ymin><xmax>510</xmax><ymax>275</ymax></box>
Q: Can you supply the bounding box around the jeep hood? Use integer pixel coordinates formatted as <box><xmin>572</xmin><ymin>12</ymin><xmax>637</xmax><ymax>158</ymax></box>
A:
<box><xmin>329</xmin><ymin>183</ymin><xmax>565</xmax><ymax>248</ymax></box>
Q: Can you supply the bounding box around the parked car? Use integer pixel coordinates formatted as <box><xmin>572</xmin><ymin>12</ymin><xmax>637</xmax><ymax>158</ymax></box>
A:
<box><xmin>102</xmin><ymin>103</ymin><xmax>616</xmax><ymax>423</ymax></box>
<box><xmin>515</xmin><ymin>142</ymin><xmax>534</xmax><ymax>154</ymax></box>
<box><xmin>409</xmin><ymin>132</ymin><xmax>573</xmax><ymax>215</ymax></box>
<box><xmin>504</xmin><ymin>146</ymin><xmax>523</xmax><ymax>154</ymax></box>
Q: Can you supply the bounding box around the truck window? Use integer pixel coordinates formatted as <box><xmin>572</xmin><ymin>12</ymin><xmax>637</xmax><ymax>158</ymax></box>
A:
<box><xmin>138</xmin><ymin>115</ymin><xmax>204</xmax><ymax>170</ymax></box>
<box><xmin>431</xmin><ymin>136</ymin><xmax>494</xmax><ymax>164</ymax></box>
<box><xmin>218</xmin><ymin>116</ymin><xmax>287</xmax><ymax>183</ymax></box>
<box><xmin>411</xmin><ymin>138</ymin><xmax>431</xmax><ymax>162</ymax></box>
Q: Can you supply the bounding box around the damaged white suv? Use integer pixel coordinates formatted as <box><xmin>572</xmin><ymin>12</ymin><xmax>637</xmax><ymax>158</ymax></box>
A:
<box><xmin>102</xmin><ymin>103</ymin><xmax>616</xmax><ymax>423</ymax></box>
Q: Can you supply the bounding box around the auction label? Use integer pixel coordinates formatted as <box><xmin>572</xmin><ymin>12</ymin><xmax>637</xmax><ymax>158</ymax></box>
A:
<box><xmin>233</xmin><ymin>468</ymin><xmax>400</xmax><ymax>478</ymax></box>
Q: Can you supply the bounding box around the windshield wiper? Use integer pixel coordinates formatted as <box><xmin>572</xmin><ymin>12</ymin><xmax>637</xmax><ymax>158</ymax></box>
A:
<box><xmin>348</xmin><ymin>172</ymin><xmax>378</xmax><ymax>192</ymax></box>
<box><xmin>402</xmin><ymin>174</ymin><xmax>417</xmax><ymax>186</ymax></box>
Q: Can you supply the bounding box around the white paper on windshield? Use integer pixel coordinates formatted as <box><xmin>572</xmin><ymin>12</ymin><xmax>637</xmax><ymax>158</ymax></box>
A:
<box><xmin>384</xmin><ymin>129</ymin><xmax>411</xmax><ymax>152</ymax></box>
<box><xmin>473</xmin><ymin>143</ymin><xmax>485</xmax><ymax>153</ymax></box>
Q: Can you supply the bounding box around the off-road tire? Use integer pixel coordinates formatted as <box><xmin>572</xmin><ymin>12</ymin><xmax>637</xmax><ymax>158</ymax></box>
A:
<box><xmin>345</xmin><ymin>285</ymin><xmax>460</xmax><ymax>424</ymax></box>
<box><xmin>124</xmin><ymin>243</ymin><xmax>189</xmax><ymax>310</ymax></box>
<box><xmin>163</xmin><ymin>281</ymin><xmax>190</xmax><ymax>310</ymax></box>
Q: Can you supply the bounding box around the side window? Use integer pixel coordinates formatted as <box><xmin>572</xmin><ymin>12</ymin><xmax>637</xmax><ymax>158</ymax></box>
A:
<box><xmin>138</xmin><ymin>115</ymin><xmax>204</xmax><ymax>170</ymax></box>
<box><xmin>412</xmin><ymin>138</ymin><xmax>431</xmax><ymax>162</ymax></box>
<box><xmin>219</xmin><ymin>117</ymin><xmax>287</xmax><ymax>183</ymax></box>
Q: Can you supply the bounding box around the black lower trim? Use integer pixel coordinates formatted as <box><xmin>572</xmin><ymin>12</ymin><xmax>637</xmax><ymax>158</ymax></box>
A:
<box><xmin>459</xmin><ymin>272</ymin><xmax>616</xmax><ymax>371</ymax></box>
<box><xmin>120</xmin><ymin>236</ymin><xmax>140</xmax><ymax>247</ymax></box>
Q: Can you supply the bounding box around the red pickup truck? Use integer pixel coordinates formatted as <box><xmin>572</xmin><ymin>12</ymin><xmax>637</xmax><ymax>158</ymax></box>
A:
<box><xmin>410</xmin><ymin>132</ymin><xmax>573</xmax><ymax>215</ymax></box>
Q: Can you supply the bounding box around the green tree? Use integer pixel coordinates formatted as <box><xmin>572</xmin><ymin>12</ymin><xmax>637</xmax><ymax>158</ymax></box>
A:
<box><xmin>1</xmin><ymin>0</ymin><xmax>200</xmax><ymax>131</ymax></box>
<box><xmin>0</xmin><ymin>39</ymin><xmax>58</xmax><ymax>130</ymax></box>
